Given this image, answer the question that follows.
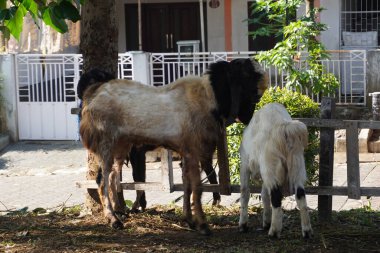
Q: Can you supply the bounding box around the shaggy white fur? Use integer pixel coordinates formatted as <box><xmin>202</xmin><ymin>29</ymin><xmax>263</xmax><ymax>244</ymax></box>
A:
<box><xmin>239</xmin><ymin>102</ymin><xmax>313</xmax><ymax>238</ymax></box>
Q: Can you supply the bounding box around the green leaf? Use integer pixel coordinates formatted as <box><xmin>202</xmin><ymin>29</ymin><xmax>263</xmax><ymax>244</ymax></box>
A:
<box><xmin>125</xmin><ymin>199</ymin><xmax>133</xmax><ymax>209</ymax></box>
<box><xmin>5</xmin><ymin>4</ymin><xmax>27</xmax><ymax>40</ymax></box>
<box><xmin>42</xmin><ymin>6</ymin><xmax>68</xmax><ymax>33</ymax></box>
<box><xmin>59</xmin><ymin>1</ymin><xmax>80</xmax><ymax>22</ymax></box>
<box><xmin>21</xmin><ymin>0</ymin><xmax>33</xmax><ymax>10</ymax></box>
<box><xmin>0</xmin><ymin>9</ymin><xmax>9</xmax><ymax>21</ymax></box>
<box><xmin>23</xmin><ymin>0</ymin><xmax>39</xmax><ymax>26</ymax></box>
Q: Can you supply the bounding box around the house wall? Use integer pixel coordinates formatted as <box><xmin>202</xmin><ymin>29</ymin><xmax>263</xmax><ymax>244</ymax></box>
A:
<box><xmin>117</xmin><ymin>0</ymin><xmax>251</xmax><ymax>52</ymax></box>
<box><xmin>320</xmin><ymin>0</ymin><xmax>340</xmax><ymax>50</ymax></box>
<box><xmin>231</xmin><ymin>0</ymin><xmax>249</xmax><ymax>51</ymax></box>
<box><xmin>297</xmin><ymin>1</ymin><xmax>340</xmax><ymax>50</ymax></box>
<box><xmin>206</xmin><ymin>0</ymin><xmax>225</xmax><ymax>51</ymax></box>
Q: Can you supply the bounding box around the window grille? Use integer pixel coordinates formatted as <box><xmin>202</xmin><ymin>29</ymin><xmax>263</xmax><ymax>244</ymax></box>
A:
<box><xmin>341</xmin><ymin>0</ymin><xmax>380</xmax><ymax>48</ymax></box>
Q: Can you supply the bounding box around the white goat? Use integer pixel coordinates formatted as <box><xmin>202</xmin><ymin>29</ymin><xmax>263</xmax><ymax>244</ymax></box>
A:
<box><xmin>239</xmin><ymin>102</ymin><xmax>313</xmax><ymax>238</ymax></box>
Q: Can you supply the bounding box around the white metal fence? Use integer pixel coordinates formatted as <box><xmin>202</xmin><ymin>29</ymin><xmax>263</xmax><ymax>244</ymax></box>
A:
<box><xmin>150</xmin><ymin>50</ymin><xmax>367</xmax><ymax>105</ymax></box>
<box><xmin>14</xmin><ymin>51</ymin><xmax>366</xmax><ymax>140</ymax></box>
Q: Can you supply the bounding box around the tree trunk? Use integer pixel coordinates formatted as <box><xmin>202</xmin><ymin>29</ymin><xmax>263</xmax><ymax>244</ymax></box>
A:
<box><xmin>80</xmin><ymin>0</ymin><xmax>118</xmax><ymax>75</ymax></box>
<box><xmin>79</xmin><ymin>0</ymin><xmax>124</xmax><ymax>214</ymax></box>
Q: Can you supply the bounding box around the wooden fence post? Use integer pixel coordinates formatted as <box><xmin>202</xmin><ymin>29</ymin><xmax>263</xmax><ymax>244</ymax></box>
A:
<box><xmin>318</xmin><ymin>97</ymin><xmax>336</xmax><ymax>222</ymax></box>
<box><xmin>161</xmin><ymin>149</ymin><xmax>174</xmax><ymax>192</ymax></box>
<box><xmin>217</xmin><ymin>126</ymin><xmax>232</xmax><ymax>195</ymax></box>
<box><xmin>346</xmin><ymin>121</ymin><xmax>361</xmax><ymax>199</ymax></box>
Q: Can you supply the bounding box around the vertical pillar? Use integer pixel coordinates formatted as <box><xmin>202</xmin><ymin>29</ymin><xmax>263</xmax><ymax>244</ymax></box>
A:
<box><xmin>0</xmin><ymin>54</ymin><xmax>18</xmax><ymax>141</ymax></box>
<box><xmin>217</xmin><ymin>125</ymin><xmax>231</xmax><ymax>195</ymax></box>
<box><xmin>318</xmin><ymin>97</ymin><xmax>335</xmax><ymax>222</ymax></box>
<box><xmin>161</xmin><ymin>149</ymin><xmax>174</xmax><ymax>192</ymax></box>
<box><xmin>224</xmin><ymin>0</ymin><xmax>232</xmax><ymax>51</ymax></box>
<box><xmin>131</xmin><ymin>51</ymin><xmax>151</xmax><ymax>85</ymax></box>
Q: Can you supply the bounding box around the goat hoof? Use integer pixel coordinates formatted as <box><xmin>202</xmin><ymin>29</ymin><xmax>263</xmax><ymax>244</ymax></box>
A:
<box><xmin>185</xmin><ymin>220</ymin><xmax>196</xmax><ymax>230</ymax></box>
<box><xmin>263</xmin><ymin>222</ymin><xmax>271</xmax><ymax>230</ymax></box>
<box><xmin>198</xmin><ymin>224</ymin><xmax>212</xmax><ymax>236</ymax></box>
<box><xmin>239</xmin><ymin>223</ymin><xmax>249</xmax><ymax>233</ymax></box>
<box><xmin>111</xmin><ymin>220</ymin><xmax>124</xmax><ymax>230</ymax></box>
<box><xmin>302</xmin><ymin>229</ymin><xmax>313</xmax><ymax>239</ymax></box>
<box><xmin>212</xmin><ymin>195</ymin><xmax>221</xmax><ymax>206</ymax></box>
<box><xmin>212</xmin><ymin>199</ymin><xmax>221</xmax><ymax>206</ymax></box>
<box><xmin>115</xmin><ymin>211</ymin><xmax>129</xmax><ymax>221</ymax></box>
<box><xmin>268</xmin><ymin>229</ymin><xmax>281</xmax><ymax>239</ymax></box>
<box><xmin>130</xmin><ymin>208</ymin><xmax>141</xmax><ymax>214</ymax></box>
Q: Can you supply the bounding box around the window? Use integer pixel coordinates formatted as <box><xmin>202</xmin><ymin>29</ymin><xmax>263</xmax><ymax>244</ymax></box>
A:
<box><xmin>341</xmin><ymin>0</ymin><xmax>380</xmax><ymax>48</ymax></box>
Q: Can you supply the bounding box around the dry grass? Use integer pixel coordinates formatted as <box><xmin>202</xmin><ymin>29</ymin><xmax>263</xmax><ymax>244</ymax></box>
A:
<box><xmin>0</xmin><ymin>204</ymin><xmax>379</xmax><ymax>253</ymax></box>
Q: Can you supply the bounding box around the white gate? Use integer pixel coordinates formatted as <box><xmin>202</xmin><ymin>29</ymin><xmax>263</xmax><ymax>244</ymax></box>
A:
<box><xmin>16</xmin><ymin>53</ymin><xmax>134</xmax><ymax>140</ymax></box>
<box><xmin>16</xmin><ymin>54</ymin><xmax>81</xmax><ymax>140</ymax></box>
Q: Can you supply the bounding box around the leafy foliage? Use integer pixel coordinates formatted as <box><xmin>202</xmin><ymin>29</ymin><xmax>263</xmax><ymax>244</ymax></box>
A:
<box><xmin>250</xmin><ymin>0</ymin><xmax>340</xmax><ymax>95</ymax></box>
<box><xmin>248</xmin><ymin>0</ymin><xmax>302</xmax><ymax>40</ymax></box>
<box><xmin>227</xmin><ymin>87</ymin><xmax>320</xmax><ymax>185</ymax></box>
<box><xmin>0</xmin><ymin>0</ymin><xmax>82</xmax><ymax>40</ymax></box>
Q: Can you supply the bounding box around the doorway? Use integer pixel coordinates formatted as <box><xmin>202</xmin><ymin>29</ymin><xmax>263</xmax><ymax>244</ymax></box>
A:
<box><xmin>125</xmin><ymin>2</ymin><xmax>207</xmax><ymax>52</ymax></box>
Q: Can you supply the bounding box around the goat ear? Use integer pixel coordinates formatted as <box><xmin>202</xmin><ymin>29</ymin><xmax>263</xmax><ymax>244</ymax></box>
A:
<box><xmin>228</xmin><ymin>59</ymin><xmax>245</xmax><ymax>119</ymax></box>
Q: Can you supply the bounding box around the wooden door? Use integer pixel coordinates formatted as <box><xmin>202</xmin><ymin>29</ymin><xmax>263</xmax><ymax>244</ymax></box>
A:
<box><xmin>169</xmin><ymin>3</ymin><xmax>203</xmax><ymax>52</ymax></box>
<box><xmin>125</xmin><ymin>3</ymin><xmax>206</xmax><ymax>52</ymax></box>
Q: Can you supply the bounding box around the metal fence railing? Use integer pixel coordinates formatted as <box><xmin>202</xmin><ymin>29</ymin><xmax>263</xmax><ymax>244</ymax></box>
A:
<box><xmin>150</xmin><ymin>50</ymin><xmax>367</xmax><ymax>106</ymax></box>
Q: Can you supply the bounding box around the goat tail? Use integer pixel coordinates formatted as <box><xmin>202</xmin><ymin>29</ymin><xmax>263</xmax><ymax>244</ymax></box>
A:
<box><xmin>278</xmin><ymin>120</ymin><xmax>309</xmax><ymax>191</ymax></box>
<box><xmin>281</xmin><ymin>120</ymin><xmax>308</xmax><ymax>150</ymax></box>
<box><xmin>79</xmin><ymin>110</ymin><xmax>104</xmax><ymax>154</ymax></box>
<box><xmin>77</xmin><ymin>68</ymin><xmax>114</xmax><ymax>100</ymax></box>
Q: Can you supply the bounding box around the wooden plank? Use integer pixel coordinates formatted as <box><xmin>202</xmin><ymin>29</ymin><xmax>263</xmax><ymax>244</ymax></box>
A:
<box><xmin>77</xmin><ymin>180</ymin><xmax>164</xmax><ymax>190</ymax></box>
<box><xmin>77</xmin><ymin>180</ymin><xmax>380</xmax><ymax>196</ymax></box>
<box><xmin>297</xmin><ymin>118</ymin><xmax>347</xmax><ymax>128</ymax></box>
<box><xmin>161</xmin><ymin>149</ymin><xmax>174</xmax><ymax>192</ymax></box>
<box><xmin>121</xmin><ymin>182</ymin><xmax>163</xmax><ymax>191</ymax></box>
<box><xmin>346</xmin><ymin>121</ymin><xmax>361</xmax><ymax>199</ymax></box>
<box><xmin>358</xmin><ymin>120</ymin><xmax>380</xmax><ymax>129</ymax></box>
<box><xmin>295</xmin><ymin>118</ymin><xmax>380</xmax><ymax>130</ymax></box>
<box><xmin>318</xmin><ymin>97</ymin><xmax>335</xmax><ymax>221</ymax></box>
<box><xmin>71</xmin><ymin>107</ymin><xmax>81</xmax><ymax>115</ymax></box>
<box><xmin>217</xmin><ymin>126</ymin><xmax>232</xmax><ymax>195</ymax></box>
<box><xmin>76</xmin><ymin>180</ymin><xmax>98</xmax><ymax>189</ymax></box>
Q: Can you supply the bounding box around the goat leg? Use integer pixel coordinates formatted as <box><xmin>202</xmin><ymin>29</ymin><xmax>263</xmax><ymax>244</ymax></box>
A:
<box><xmin>268</xmin><ymin>186</ymin><xmax>283</xmax><ymax>238</ymax></box>
<box><xmin>181</xmin><ymin>162</ymin><xmax>194</xmax><ymax>230</ymax></box>
<box><xmin>100</xmin><ymin>155</ymin><xmax>123</xmax><ymax>230</ymax></box>
<box><xmin>186</xmin><ymin>157</ymin><xmax>211</xmax><ymax>235</ymax></box>
<box><xmin>295</xmin><ymin>186</ymin><xmax>313</xmax><ymax>239</ymax></box>
<box><xmin>201</xmin><ymin>158</ymin><xmax>221</xmax><ymax>206</ymax></box>
<box><xmin>130</xmin><ymin>146</ymin><xmax>148</xmax><ymax>212</ymax></box>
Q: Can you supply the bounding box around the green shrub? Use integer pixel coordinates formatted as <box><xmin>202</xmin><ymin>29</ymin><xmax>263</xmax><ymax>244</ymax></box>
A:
<box><xmin>227</xmin><ymin>87</ymin><xmax>320</xmax><ymax>185</ymax></box>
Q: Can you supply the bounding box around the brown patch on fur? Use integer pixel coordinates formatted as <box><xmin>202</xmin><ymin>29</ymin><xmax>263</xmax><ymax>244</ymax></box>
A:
<box><xmin>79</xmin><ymin>75</ymin><xmax>223</xmax><ymax>231</ymax></box>
<box><xmin>258</xmin><ymin>72</ymin><xmax>269</xmax><ymax>96</ymax></box>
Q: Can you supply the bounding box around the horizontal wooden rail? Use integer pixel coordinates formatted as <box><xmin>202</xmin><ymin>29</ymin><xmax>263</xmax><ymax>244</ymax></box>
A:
<box><xmin>76</xmin><ymin>99</ymin><xmax>380</xmax><ymax>223</ymax></box>
<box><xmin>77</xmin><ymin>180</ymin><xmax>380</xmax><ymax>197</ymax></box>
<box><xmin>296</xmin><ymin>118</ymin><xmax>380</xmax><ymax>129</ymax></box>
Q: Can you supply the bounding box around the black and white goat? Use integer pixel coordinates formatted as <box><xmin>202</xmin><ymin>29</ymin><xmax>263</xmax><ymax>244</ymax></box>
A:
<box><xmin>238</xmin><ymin>102</ymin><xmax>313</xmax><ymax>238</ymax></box>
<box><xmin>77</xmin><ymin>59</ymin><xmax>267</xmax><ymax>235</ymax></box>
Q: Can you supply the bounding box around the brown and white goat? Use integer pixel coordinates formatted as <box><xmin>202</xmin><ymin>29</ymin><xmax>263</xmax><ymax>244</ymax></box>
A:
<box><xmin>77</xmin><ymin>59</ymin><xmax>267</xmax><ymax>235</ymax></box>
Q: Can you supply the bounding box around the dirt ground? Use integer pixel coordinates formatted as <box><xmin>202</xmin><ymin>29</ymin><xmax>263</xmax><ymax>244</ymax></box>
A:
<box><xmin>1</xmin><ymin>205</ymin><xmax>379</xmax><ymax>253</ymax></box>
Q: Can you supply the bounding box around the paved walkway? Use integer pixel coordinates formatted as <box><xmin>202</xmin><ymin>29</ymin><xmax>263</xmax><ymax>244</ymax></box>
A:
<box><xmin>0</xmin><ymin>141</ymin><xmax>380</xmax><ymax>214</ymax></box>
